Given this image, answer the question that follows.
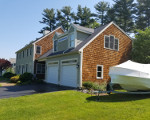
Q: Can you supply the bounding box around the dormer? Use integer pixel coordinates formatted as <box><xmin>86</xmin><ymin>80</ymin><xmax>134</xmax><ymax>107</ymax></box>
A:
<box><xmin>53</xmin><ymin>24</ymin><xmax>94</xmax><ymax>53</ymax></box>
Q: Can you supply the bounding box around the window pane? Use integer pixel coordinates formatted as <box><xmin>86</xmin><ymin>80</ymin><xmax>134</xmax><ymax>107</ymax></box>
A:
<box><xmin>42</xmin><ymin>65</ymin><xmax>45</xmax><ymax>74</ymax></box>
<box><xmin>110</xmin><ymin>36</ymin><xmax>114</xmax><ymax>49</ymax></box>
<box><xmin>37</xmin><ymin>64</ymin><xmax>41</xmax><ymax>74</ymax></box>
<box><xmin>115</xmin><ymin>39</ymin><xmax>119</xmax><ymax>50</ymax></box>
<box><xmin>97</xmin><ymin>66</ymin><xmax>102</xmax><ymax>71</ymax></box>
<box><xmin>70</xmin><ymin>34</ymin><xmax>75</xmax><ymax>47</ymax></box>
<box><xmin>54</xmin><ymin>40</ymin><xmax>58</xmax><ymax>51</ymax></box>
<box><xmin>30</xmin><ymin>47</ymin><xmax>32</xmax><ymax>55</ymax></box>
<box><xmin>105</xmin><ymin>36</ymin><xmax>109</xmax><ymax>48</ymax></box>
<box><xmin>70</xmin><ymin>40</ymin><xmax>75</xmax><ymax>47</ymax></box>
<box><xmin>36</xmin><ymin>46</ymin><xmax>41</xmax><ymax>54</ymax></box>
<box><xmin>97</xmin><ymin>72</ymin><xmax>102</xmax><ymax>77</ymax></box>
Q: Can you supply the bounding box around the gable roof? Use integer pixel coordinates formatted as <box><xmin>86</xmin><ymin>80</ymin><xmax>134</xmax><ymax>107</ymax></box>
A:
<box><xmin>16</xmin><ymin>26</ymin><xmax>64</xmax><ymax>53</ymax></box>
<box><xmin>39</xmin><ymin>21</ymin><xmax>132</xmax><ymax>60</ymax></box>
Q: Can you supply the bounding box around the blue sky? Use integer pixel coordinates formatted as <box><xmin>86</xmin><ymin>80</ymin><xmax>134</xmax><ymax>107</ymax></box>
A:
<box><xmin>0</xmin><ymin>0</ymin><xmax>113</xmax><ymax>60</ymax></box>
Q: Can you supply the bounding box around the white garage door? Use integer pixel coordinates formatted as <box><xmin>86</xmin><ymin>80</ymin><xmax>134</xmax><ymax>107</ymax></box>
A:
<box><xmin>46</xmin><ymin>65</ymin><xmax>58</xmax><ymax>84</ymax></box>
<box><xmin>61</xmin><ymin>65</ymin><xmax>77</xmax><ymax>87</ymax></box>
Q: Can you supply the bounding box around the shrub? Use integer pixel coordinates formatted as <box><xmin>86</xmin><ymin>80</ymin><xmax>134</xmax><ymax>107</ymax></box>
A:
<box><xmin>92</xmin><ymin>82</ymin><xmax>107</xmax><ymax>91</ymax></box>
<box><xmin>10</xmin><ymin>75</ymin><xmax>20</xmax><ymax>83</ymax></box>
<box><xmin>19</xmin><ymin>72</ymin><xmax>33</xmax><ymax>83</ymax></box>
<box><xmin>112</xmin><ymin>84</ymin><xmax>122</xmax><ymax>90</ymax></box>
<box><xmin>3</xmin><ymin>72</ymin><xmax>16</xmax><ymax>79</ymax></box>
<box><xmin>82</xmin><ymin>81</ymin><xmax>94</xmax><ymax>90</ymax></box>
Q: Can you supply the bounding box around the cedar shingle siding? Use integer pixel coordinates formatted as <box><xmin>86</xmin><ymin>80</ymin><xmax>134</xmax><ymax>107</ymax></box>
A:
<box><xmin>82</xmin><ymin>24</ymin><xmax>132</xmax><ymax>83</ymax></box>
<box><xmin>35</xmin><ymin>28</ymin><xmax>64</xmax><ymax>59</ymax></box>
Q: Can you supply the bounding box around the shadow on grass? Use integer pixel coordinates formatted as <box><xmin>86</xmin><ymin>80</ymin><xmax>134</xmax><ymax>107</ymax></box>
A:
<box><xmin>86</xmin><ymin>94</ymin><xmax>150</xmax><ymax>102</ymax></box>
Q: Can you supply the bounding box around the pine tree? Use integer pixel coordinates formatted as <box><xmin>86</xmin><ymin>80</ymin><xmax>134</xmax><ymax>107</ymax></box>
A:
<box><xmin>135</xmin><ymin>0</ymin><xmax>150</xmax><ymax>30</ymax></box>
<box><xmin>39</xmin><ymin>8</ymin><xmax>56</xmax><ymax>33</ymax></box>
<box><xmin>107</xmin><ymin>0</ymin><xmax>135</xmax><ymax>33</ymax></box>
<box><xmin>94</xmin><ymin>1</ymin><xmax>109</xmax><ymax>25</ymax></box>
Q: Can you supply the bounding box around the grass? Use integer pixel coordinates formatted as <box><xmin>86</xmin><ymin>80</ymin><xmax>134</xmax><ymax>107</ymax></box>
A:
<box><xmin>0</xmin><ymin>91</ymin><xmax>150</xmax><ymax>120</ymax></box>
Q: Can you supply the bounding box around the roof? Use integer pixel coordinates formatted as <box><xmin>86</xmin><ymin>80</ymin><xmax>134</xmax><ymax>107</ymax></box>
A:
<box><xmin>16</xmin><ymin>26</ymin><xmax>63</xmax><ymax>53</ymax></box>
<box><xmin>72</xmin><ymin>24</ymin><xmax>94</xmax><ymax>34</ymax></box>
<box><xmin>39</xmin><ymin>22</ymin><xmax>132</xmax><ymax>60</ymax></box>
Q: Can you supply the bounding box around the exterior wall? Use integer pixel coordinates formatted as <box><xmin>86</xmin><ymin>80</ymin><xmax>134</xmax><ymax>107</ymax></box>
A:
<box><xmin>35</xmin><ymin>28</ymin><xmax>64</xmax><ymax>59</ymax></box>
<box><xmin>16</xmin><ymin>45</ymin><xmax>34</xmax><ymax>74</ymax></box>
<box><xmin>82</xmin><ymin>24</ymin><xmax>132</xmax><ymax>83</ymax></box>
<box><xmin>76</xmin><ymin>31</ymin><xmax>90</xmax><ymax>46</ymax></box>
<box><xmin>46</xmin><ymin>53</ymin><xmax>81</xmax><ymax>87</ymax></box>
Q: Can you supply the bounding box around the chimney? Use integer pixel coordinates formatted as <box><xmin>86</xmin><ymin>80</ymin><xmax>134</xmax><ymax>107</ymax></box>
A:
<box><xmin>43</xmin><ymin>30</ymin><xmax>50</xmax><ymax>36</ymax></box>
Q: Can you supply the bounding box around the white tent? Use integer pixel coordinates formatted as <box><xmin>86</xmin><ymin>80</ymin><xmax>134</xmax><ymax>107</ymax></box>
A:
<box><xmin>109</xmin><ymin>60</ymin><xmax>150</xmax><ymax>91</ymax></box>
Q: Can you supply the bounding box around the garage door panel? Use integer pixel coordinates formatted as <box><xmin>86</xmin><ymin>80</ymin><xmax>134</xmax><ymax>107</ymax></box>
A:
<box><xmin>61</xmin><ymin>65</ymin><xmax>77</xmax><ymax>87</ymax></box>
<box><xmin>47</xmin><ymin>65</ymin><xmax>58</xmax><ymax>84</ymax></box>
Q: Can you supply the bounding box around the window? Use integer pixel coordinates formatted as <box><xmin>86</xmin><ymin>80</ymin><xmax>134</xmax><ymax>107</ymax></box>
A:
<box><xmin>30</xmin><ymin>47</ymin><xmax>32</xmax><ymax>55</ymax></box>
<box><xmin>70</xmin><ymin>33</ymin><xmax>75</xmax><ymax>47</ymax></box>
<box><xmin>97</xmin><ymin>65</ymin><xmax>103</xmax><ymax>79</ymax></box>
<box><xmin>22</xmin><ymin>65</ymin><xmax>24</xmax><ymax>74</ymax></box>
<box><xmin>36</xmin><ymin>46</ymin><xmax>41</xmax><ymax>54</ymax></box>
<box><xmin>19</xmin><ymin>53</ymin><xmax>21</xmax><ymax>59</ymax></box>
<box><xmin>26</xmin><ymin>64</ymin><xmax>28</xmax><ymax>72</ymax></box>
<box><xmin>27</xmin><ymin>49</ymin><xmax>28</xmax><ymax>56</ymax></box>
<box><xmin>36</xmin><ymin>63</ymin><xmax>45</xmax><ymax>74</ymax></box>
<box><xmin>54</xmin><ymin>40</ymin><xmax>58</xmax><ymax>52</ymax></box>
<box><xmin>19</xmin><ymin>65</ymin><xmax>21</xmax><ymax>74</ymax></box>
<box><xmin>104</xmin><ymin>35</ymin><xmax>119</xmax><ymax>51</ymax></box>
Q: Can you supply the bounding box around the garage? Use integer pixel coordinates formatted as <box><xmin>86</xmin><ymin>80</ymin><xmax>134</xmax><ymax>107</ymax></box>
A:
<box><xmin>60</xmin><ymin>59</ymin><xmax>78</xmax><ymax>87</ymax></box>
<box><xmin>46</xmin><ymin>62</ymin><xmax>58</xmax><ymax>84</ymax></box>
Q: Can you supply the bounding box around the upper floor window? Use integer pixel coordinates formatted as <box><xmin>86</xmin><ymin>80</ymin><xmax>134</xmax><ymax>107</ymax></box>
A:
<box><xmin>104</xmin><ymin>35</ymin><xmax>119</xmax><ymax>51</ymax></box>
<box><xmin>30</xmin><ymin>47</ymin><xmax>32</xmax><ymax>55</ymax></box>
<box><xmin>36</xmin><ymin>46</ymin><xmax>41</xmax><ymax>54</ymax></box>
<box><xmin>70</xmin><ymin>33</ymin><xmax>75</xmax><ymax>47</ymax></box>
<box><xmin>27</xmin><ymin>49</ymin><xmax>29</xmax><ymax>56</ymax></box>
<box><xmin>97</xmin><ymin>65</ymin><xmax>103</xmax><ymax>79</ymax></box>
<box><xmin>54</xmin><ymin>40</ymin><xmax>58</xmax><ymax>52</ymax></box>
<box><xmin>22</xmin><ymin>51</ymin><xmax>24</xmax><ymax>58</ymax></box>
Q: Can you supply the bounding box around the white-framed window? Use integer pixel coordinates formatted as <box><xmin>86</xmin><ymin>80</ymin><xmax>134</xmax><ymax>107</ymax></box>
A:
<box><xmin>36</xmin><ymin>63</ymin><xmax>45</xmax><ymax>74</ymax></box>
<box><xmin>22</xmin><ymin>51</ymin><xmax>24</xmax><ymax>58</ymax></box>
<box><xmin>30</xmin><ymin>47</ymin><xmax>32</xmax><ymax>55</ymax></box>
<box><xmin>36</xmin><ymin>46</ymin><xmax>41</xmax><ymax>54</ymax></box>
<box><xmin>25</xmin><ymin>64</ymin><xmax>28</xmax><ymax>72</ymax></box>
<box><xmin>104</xmin><ymin>35</ymin><xmax>119</xmax><ymax>51</ymax></box>
<box><xmin>97</xmin><ymin>65</ymin><xmax>103</xmax><ymax>79</ymax></box>
<box><xmin>54</xmin><ymin>40</ymin><xmax>58</xmax><ymax>52</ymax></box>
<box><xmin>22</xmin><ymin>65</ymin><xmax>24</xmax><ymax>74</ymax></box>
<box><xmin>70</xmin><ymin>33</ymin><xmax>75</xmax><ymax>48</ymax></box>
<box><xmin>26</xmin><ymin>49</ymin><xmax>29</xmax><ymax>56</ymax></box>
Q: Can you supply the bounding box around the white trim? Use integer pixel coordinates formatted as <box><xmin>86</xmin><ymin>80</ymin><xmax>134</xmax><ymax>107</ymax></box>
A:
<box><xmin>36</xmin><ymin>45</ymin><xmax>42</xmax><ymax>54</ymax></box>
<box><xmin>47</xmin><ymin>60</ymin><xmax>59</xmax><ymax>66</ymax></box>
<box><xmin>79</xmin><ymin>22</ymin><xmax>132</xmax><ymax>52</ymax></box>
<box><xmin>61</xmin><ymin>58</ymin><xmax>78</xmax><ymax>66</ymax></box>
<box><xmin>34</xmin><ymin>26</ymin><xmax>64</xmax><ymax>44</ymax></box>
<box><xmin>97</xmin><ymin>65</ymin><xmax>103</xmax><ymax>79</ymax></box>
<box><xmin>79</xmin><ymin>51</ymin><xmax>83</xmax><ymax>88</ymax></box>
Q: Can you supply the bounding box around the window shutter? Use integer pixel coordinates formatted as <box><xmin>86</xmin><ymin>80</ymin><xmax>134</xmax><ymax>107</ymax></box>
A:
<box><xmin>105</xmin><ymin>36</ymin><xmax>109</xmax><ymax>48</ymax></box>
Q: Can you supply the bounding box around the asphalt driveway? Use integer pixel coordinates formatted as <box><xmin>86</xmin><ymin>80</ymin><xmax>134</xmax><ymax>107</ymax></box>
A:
<box><xmin>0</xmin><ymin>83</ymin><xmax>74</xmax><ymax>99</ymax></box>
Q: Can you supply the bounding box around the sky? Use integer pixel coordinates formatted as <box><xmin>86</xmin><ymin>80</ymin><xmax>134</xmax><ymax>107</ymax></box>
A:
<box><xmin>0</xmin><ymin>0</ymin><xmax>113</xmax><ymax>60</ymax></box>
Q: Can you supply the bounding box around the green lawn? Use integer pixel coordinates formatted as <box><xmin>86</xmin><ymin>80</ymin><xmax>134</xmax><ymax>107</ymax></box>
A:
<box><xmin>0</xmin><ymin>91</ymin><xmax>150</xmax><ymax>120</ymax></box>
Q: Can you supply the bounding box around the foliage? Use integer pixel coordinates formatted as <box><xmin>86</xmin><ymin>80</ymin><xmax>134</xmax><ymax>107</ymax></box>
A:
<box><xmin>92</xmin><ymin>82</ymin><xmax>107</xmax><ymax>91</ymax></box>
<box><xmin>5</xmin><ymin>67</ymin><xmax>15</xmax><ymax>74</ymax></box>
<box><xmin>82</xmin><ymin>81</ymin><xmax>93</xmax><ymax>90</ymax></box>
<box><xmin>135</xmin><ymin>0</ymin><xmax>150</xmax><ymax>30</ymax></box>
<box><xmin>112</xmin><ymin>84</ymin><xmax>123</xmax><ymax>90</ymax></box>
<box><xmin>107</xmin><ymin>0</ymin><xmax>135</xmax><ymax>33</ymax></box>
<box><xmin>19</xmin><ymin>72</ymin><xmax>33</xmax><ymax>83</ymax></box>
<box><xmin>132</xmin><ymin>27</ymin><xmax>150</xmax><ymax>63</ymax></box>
<box><xmin>39</xmin><ymin>8</ymin><xmax>56</xmax><ymax>33</ymax></box>
<box><xmin>3</xmin><ymin>72</ymin><xmax>16</xmax><ymax>79</ymax></box>
<box><xmin>94</xmin><ymin>1</ymin><xmax>109</xmax><ymax>25</ymax></box>
<box><xmin>10</xmin><ymin>75</ymin><xmax>20</xmax><ymax>83</ymax></box>
<box><xmin>0</xmin><ymin>59</ymin><xmax>11</xmax><ymax>76</ymax></box>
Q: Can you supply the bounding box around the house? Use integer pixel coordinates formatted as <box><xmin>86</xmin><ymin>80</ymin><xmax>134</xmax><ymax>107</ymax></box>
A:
<box><xmin>9</xmin><ymin>58</ymin><xmax>16</xmax><ymax>72</ymax></box>
<box><xmin>15</xmin><ymin>27</ymin><xmax>64</xmax><ymax>79</ymax></box>
<box><xmin>38</xmin><ymin>21</ymin><xmax>132</xmax><ymax>88</ymax></box>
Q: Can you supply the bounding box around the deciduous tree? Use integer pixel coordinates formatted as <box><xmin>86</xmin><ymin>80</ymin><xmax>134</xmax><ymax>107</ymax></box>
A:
<box><xmin>0</xmin><ymin>59</ymin><xmax>11</xmax><ymax>76</ymax></box>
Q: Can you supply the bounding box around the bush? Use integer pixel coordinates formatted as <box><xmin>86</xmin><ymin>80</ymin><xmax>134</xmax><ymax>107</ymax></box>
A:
<box><xmin>3</xmin><ymin>72</ymin><xmax>16</xmax><ymax>79</ymax></box>
<box><xmin>82</xmin><ymin>81</ymin><xmax>94</xmax><ymax>90</ymax></box>
<box><xmin>112</xmin><ymin>84</ymin><xmax>122</xmax><ymax>90</ymax></box>
<box><xmin>10</xmin><ymin>75</ymin><xmax>20</xmax><ymax>83</ymax></box>
<box><xmin>19</xmin><ymin>72</ymin><xmax>33</xmax><ymax>83</ymax></box>
<box><xmin>92</xmin><ymin>82</ymin><xmax>107</xmax><ymax>91</ymax></box>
